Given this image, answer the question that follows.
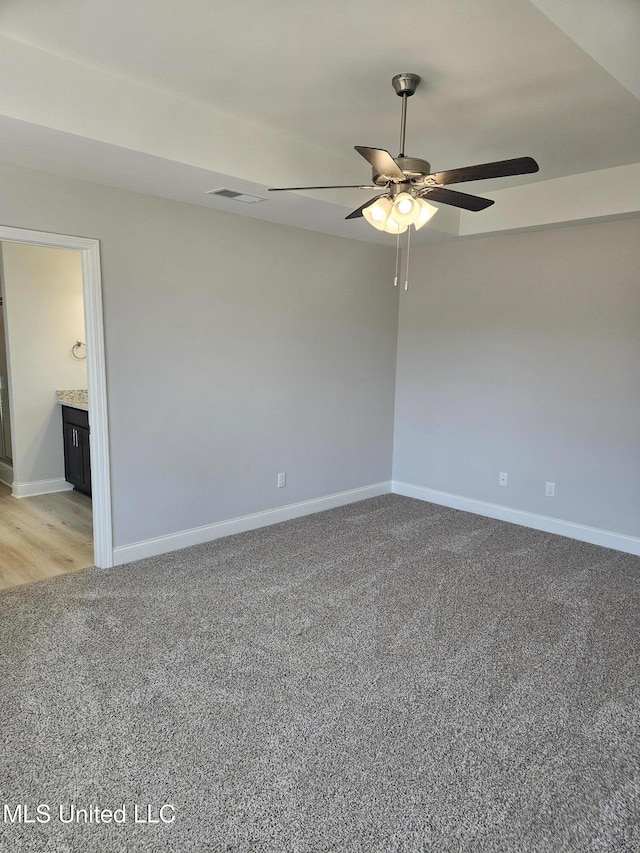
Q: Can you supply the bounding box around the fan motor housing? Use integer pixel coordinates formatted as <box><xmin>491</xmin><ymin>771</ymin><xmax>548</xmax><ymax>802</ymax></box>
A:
<box><xmin>372</xmin><ymin>156</ymin><xmax>432</xmax><ymax>186</ymax></box>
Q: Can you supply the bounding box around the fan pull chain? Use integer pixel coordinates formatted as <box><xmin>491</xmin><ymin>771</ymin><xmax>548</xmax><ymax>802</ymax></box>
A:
<box><xmin>404</xmin><ymin>226</ymin><xmax>411</xmax><ymax>291</ymax></box>
<box><xmin>394</xmin><ymin>233</ymin><xmax>401</xmax><ymax>287</ymax></box>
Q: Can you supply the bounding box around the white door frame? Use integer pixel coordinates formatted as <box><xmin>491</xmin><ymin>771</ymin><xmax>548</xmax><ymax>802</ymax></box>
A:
<box><xmin>0</xmin><ymin>225</ymin><xmax>112</xmax><ymax>568</ymax></box>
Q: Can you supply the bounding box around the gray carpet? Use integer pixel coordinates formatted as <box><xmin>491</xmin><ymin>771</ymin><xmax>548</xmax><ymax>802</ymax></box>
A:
<box><xmin>1</xmin><ymin>495</ymin><xmax>639</xmax><ymax>853</ymax></box>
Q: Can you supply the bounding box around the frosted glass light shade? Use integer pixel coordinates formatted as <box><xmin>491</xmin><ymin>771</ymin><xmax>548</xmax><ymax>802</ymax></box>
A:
<box><xmin>362</xmin><ymin>196</ymin><xmax>393</xmax><ymax>231</ymax></box>
<box><xmin>413</xmin><ymin>198</ymin><xmax>438</xmax><ymax>230</ymax></box>
<box><xmin>390</xmin><ymin>192</ymin><xmax>420</xmax><ymax>225</ymax></box>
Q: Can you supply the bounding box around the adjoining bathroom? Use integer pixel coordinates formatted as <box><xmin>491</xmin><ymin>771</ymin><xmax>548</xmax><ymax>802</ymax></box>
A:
<box><xmin>0</xmin><ymin>242</ymin><xmax>93</xmax><ymax>588</ymax></box>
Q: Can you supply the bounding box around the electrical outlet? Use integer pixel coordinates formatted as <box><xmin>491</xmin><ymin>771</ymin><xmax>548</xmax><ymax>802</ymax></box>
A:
<box><xmin>499</xmin><ymin>472</ymin><xmax>508</xmax><ymax>487</ymax></box>
<box><xmin>545</xmin><ymin>481</ymin><xmax>555</xmax><ymax>497</ymax></box>
<box><xmin>277</xmin><ymin>472</ymin><xmax>286</xmax><ymax>488</ymax></box>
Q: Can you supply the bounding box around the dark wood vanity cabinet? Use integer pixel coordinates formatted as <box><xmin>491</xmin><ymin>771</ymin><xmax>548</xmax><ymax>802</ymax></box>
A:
<box><xmin>61</xmin><ymin>405</ymin><xmax>91</xmax><ymax>497</ymax></box>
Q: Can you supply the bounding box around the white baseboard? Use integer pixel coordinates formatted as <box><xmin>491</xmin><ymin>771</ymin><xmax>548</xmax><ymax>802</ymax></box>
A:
<box><xmin>0</xmin><ymin>460</ymin><xmax>12</xmax><ymax>488</ymax></box>
<box><xmin>392</xmin><ymin>481</ymin><xmax>640</xmax><ymax>557</ymax></box>
<box><xmin>12</xmin><ymin>477</ymin><xmax>73</xmax><ymax>498</ymax></box>
<box><xmin>112</xmin><ymin>481</ymin><xmax>392</xmax><ymax>566</ymax></box>
<box><xmin>112</xmin><ymin>479</ymin><xmax>640</xmax><ymax>567</ymax></box>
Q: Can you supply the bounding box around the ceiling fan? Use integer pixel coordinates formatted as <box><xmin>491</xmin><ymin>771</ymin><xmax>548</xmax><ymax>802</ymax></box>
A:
<box><xmin>269</xmin><ymin>73</ymin><xmax>539</xmax><ymax>234</ymax></box>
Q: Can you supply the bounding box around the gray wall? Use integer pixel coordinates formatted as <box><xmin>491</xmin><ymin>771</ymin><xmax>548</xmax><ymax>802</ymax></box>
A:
<box><xmin>393</xmin><ymin>218</ymin><xmax>640</xmax><ymax>538</ymax></box>
<box><xmin>0</xmin><ymin>162</ymin><xmax>398</xmax><ymax>547</ymax></box>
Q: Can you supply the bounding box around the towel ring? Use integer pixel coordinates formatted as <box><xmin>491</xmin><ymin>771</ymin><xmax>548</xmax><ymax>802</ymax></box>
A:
<box><xmin>72</xmin><ymin>340</ymin><xmax>87</xmax><ymax>360</ymax></box>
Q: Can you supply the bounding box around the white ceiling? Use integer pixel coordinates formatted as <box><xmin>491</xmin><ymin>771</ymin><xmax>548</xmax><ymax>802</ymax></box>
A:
<box><xmin>0</xmin><ymin>0</ymin><xmax>638</xmax><ymax>244</ymax></box>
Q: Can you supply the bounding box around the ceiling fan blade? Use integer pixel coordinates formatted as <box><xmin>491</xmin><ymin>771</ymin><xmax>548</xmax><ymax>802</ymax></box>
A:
<box><xmin>422</xmin><ymin>187</ymin><xmax>494</xmax><ymax>211</ymax></box>
<box><xmin>268</xmin><ymin>184</ymin><xmax>377</xmax><ymax>191</ymax></box>
<box><xmin>345</xmin><ymin>194</ymin><xmax>385</xmax><ymax>220</ymax></box>
<box><xmin>354</xmin><ymin>146</ymin><xmax>405</xmax><ymax>181</ymax></box>
<box><xmin>432</xmin><ymin>156</ymin><xmax>539</xmax><ymax>186</ymax></box>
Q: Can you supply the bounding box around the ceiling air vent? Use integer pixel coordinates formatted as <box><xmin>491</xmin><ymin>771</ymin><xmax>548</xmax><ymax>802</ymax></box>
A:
<box><xmin>206</xmin><ymin>188</ymin><xmax>265</xmax><ymax>204</ymax></box>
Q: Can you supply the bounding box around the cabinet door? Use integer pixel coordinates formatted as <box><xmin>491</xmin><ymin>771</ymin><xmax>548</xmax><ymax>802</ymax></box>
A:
<box><xmin>63</xmin><ymin>423</ymin><xmax>84</xmax><ymax>486</ymax></box>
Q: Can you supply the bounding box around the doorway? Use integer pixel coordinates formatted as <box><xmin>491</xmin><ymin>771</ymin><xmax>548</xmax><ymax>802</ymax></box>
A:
<box><xmin>0</xmin><ymin>226</ymin><xmax>112</xmax><ymax>569</ymax></box>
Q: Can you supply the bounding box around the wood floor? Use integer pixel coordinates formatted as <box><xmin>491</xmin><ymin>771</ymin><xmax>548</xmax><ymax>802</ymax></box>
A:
<box><xmin>0</xmin><ymin>481</ymin><xmax>93</xmax><ymax>590</ymax></box>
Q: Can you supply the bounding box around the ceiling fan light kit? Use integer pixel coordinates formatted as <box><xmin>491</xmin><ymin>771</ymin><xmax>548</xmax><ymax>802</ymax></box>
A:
<box><xmin>363</xmin><ymin>194</ymin><xmax>437</xmax><ymax>234</ymax></box>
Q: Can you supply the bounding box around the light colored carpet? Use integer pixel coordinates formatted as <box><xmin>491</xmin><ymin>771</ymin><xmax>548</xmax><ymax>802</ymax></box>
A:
<box><xmin>1</xmin><ymin>495</ymin><xmax>639</xmax><ymax>852</ymax></box>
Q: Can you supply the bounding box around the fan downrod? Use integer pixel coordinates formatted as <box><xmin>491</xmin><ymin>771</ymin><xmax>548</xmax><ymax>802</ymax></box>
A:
<box><xmin>392</xmin><ymin>73</ymin><xmax>421</xmax><ymax>158</ymax></box>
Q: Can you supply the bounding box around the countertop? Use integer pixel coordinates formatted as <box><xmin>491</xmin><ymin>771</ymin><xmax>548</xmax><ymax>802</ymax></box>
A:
<box><xmin>57</xmin><ymin>389</ymin><xmax>89</xmax><ymax>411</ymax></box>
